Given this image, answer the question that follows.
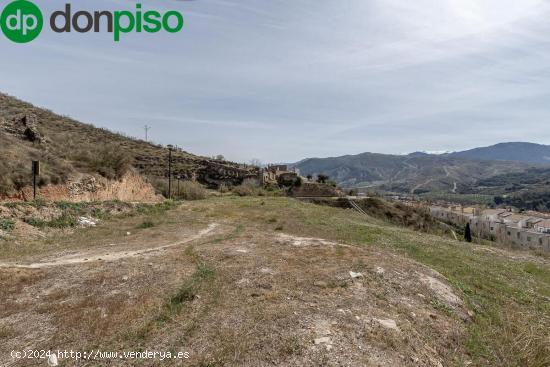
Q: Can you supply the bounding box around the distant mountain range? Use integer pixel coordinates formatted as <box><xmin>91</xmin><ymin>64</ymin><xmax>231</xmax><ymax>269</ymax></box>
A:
<box><xmin>445</xmin><ymin>142</ymin><xmax>550</xmax><ymax>165</ymax></box>
<box><xmin>292</xmin><ymin>143</ymin><xmax>550</xmax><ymax>194</ymax></box>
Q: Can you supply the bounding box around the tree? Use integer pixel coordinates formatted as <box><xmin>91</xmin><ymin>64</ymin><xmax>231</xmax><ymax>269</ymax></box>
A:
<box><xmin>317</xmin><ymin>174</ymin><xmax>329</xmax><ymax>184</ymax></box>
<box><xmin>306</xmin><ymin>174</ymin><xmax>313</xmax><ymax>181</ymax></box>
<box><xmin>494</xmin><ymin>196</ymin><xmax>504</xmax><ymax>205</ymax></box>
<box><xmin>215</xmin><ymin>155</ymin><xmax>225</xmax><ymax>161</ymax></box>
<box><xmin>464</xmin><ymin>223</ymin><xmax>472</xmax><ymax>243</ymax></box>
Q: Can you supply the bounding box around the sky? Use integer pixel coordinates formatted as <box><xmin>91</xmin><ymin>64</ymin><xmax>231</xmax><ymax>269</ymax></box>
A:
<box><xmin>2</xmin><ymin>0</ymin><xmax>550</xmax><ymax>163</ymax></box>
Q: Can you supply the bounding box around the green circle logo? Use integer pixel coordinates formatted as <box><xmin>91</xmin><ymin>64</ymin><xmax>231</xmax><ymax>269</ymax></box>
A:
<box><xmin>0</xmin><ymin>0</ymin><xmax>43</xmax><ymax>43</ymax></box>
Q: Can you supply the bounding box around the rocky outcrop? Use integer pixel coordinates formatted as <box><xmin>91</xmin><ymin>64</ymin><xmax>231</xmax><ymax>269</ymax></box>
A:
<box><xmin>4</xmin><ymin>172</ymin><xmax>162</xmax><ymax>203</ymax></box>
<box><xmin>2</xmin><ymin>114</ymin><xmax>42</xmax><ymax>143</ymax></box>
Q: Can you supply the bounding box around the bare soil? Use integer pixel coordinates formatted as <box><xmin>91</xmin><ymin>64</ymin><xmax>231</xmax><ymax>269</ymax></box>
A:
<box><xmin>1</xmin><ymin>197</ymin><xmax>547</xmax><ymax>367</ymax></box>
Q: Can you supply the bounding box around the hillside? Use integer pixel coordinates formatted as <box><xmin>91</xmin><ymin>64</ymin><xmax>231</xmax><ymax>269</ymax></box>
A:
<box><xmin>293</xmin><ymin>152</ymin><xmax>531</xmax><ymax>193</ymax></box>
<box><xmin>447</xmin><ymin>142</ymin><xmax>550</xmax><ymax>164</ymax></box>
<box><xmin>456</xmin><ymin>167</ymin><xmax>550</xmax><ymax>211</ymax></box>
<box><xmin>0</xmin><ymin>196</ymin><xmax>548</xmax><ymax>366</ymax></box>
<box><xmin>0</xmin><ymin>93</ymin><xmax>257</xmax><ymax>196</ymax></box>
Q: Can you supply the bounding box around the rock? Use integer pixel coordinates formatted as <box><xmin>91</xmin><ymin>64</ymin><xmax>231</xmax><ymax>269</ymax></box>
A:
<box><xmin>48</xmin><ymin>353</ymin><xmax>59</xmax><ymax>366</ymax></box>
<box><xmin>122</xmin><ymin>276</ymin><xmax>129</xmax><ymax>281</ymax></box>
<box><xmin>349</xmin><ymin>271</ymin><xmax>364</xmax><ymax>279</ymax></box>
<box><xmin>78</xmin><ymin>216</ymin><xmax>97</xmax><ymax>227</ymax></box>
<box><xmin>126</xmin><ymin>232</ymin><xmax>131</xmax><ymax>236</ymax></box>
<box><xmin>420</xmin><ymin>274</ymin><xmax>463</xmax><ymax>308</ymax></box>
<box><xmin>373</xmin><ymin>318</ymin><xmax>400</xmax><ymax>331</ymax></box>
<box><xmin>376</xmin><ymin>266</ymin><xmax>385</xmax><ymax>275</ymax></box>
<box><xmin>313</xmin><ymin>280</ymin><xmax>328</xmax><ymax>288</ymax></box>
<box><xmin>314</xmin><ymin>337</ymin><xmax>331</xmax><ymax>345</ymax></box>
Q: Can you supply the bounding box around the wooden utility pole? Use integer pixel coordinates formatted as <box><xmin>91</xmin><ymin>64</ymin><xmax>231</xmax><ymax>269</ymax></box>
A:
<box><xmin>32</xmin><ymin>161</ymin><xmax>40</xmax><ymax>200</ymax></box>
<box><xmin>167</xmin><ymin>145</ymin><xmax>173</xmax><ymax>199</ymax></box>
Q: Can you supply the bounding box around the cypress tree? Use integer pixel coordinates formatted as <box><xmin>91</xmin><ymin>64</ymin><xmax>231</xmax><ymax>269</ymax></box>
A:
<box><xmin>464</xmin><ymin>223</ymin><xmax>472</xmax><ymax>243</ymax></box>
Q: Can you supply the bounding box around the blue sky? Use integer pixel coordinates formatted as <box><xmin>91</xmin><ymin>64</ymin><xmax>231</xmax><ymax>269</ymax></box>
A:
<box><xmin>1</xmin><ymin>0</ymin><xmax>550</xmax><ymax>163</ymax></box>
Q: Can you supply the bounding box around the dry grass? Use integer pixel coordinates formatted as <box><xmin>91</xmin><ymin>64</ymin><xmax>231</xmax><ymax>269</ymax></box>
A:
<box><xmin>174</xmin><ymin>181</ymin><xmax>208</xmax><ymax>201</ymax></box>
<box><xmin>0</xmin><ymin>196</ymin><xmax>548</xmax><ymax>366</ymax></box>
<box><xmin>0</xmin><ymin>93</ymin><xmax>256</xmax><ymax>196</ymax></box>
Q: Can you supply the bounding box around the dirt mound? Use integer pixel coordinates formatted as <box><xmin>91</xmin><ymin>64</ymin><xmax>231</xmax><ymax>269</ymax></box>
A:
<box><xmin>2</xmin><ymin>171</ymin><xmax>161</xmax><ymax>203</ymax></box>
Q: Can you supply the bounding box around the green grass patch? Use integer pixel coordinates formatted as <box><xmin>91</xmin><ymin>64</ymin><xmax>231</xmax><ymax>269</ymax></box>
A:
<box><xmin>0</xmin><ymin>218</ymin><xmax>15</xmax><ymax>232</ymax></box>
<box><xmin>157</xmin><ymin>258</ymin><xmax>216</xmax><ymax>324</ymax></box>
<box><xmin>137</xmin><ymin>220</ymin><xmax>155</xmax><ymax>229</ymax></box>
<box><xmin>25</xmin><ymin>213</ymin><xmax>78</xmax><ymax>229</ymax></box>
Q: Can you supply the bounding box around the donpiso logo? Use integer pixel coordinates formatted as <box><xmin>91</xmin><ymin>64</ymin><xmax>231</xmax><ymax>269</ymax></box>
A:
<box><xmin>0</xmin><ymin>0</ymin><xmax>43</xmax><ymax>43</ymax></box>
<box><xmin>0</xmin><ymin>1</ymin><xmax>184</xmax><ymax>43</ymax></box>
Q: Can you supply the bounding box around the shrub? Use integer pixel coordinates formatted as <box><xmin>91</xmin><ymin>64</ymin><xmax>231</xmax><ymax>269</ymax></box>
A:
<box><xmin>233</xmin><ymin>184</ymin><xmax>254</xmax><ymax>197</ymax></box>
<box><xmin>317</xmin><ymin>174</ymin><xmax>329</xmax><ymax>184</ymax></box>
<box><xmin>25</xmin><ymin>214</ymin><xmax>77</xmax><ymax>228</ymax></box>
<box><xmin>218</xmin><ymin>183</ymin><xmax>230</xmax><ymax>193</ymax></box>
<box><xmin>0</xmin><ymin>218</ymin><xmax>15</xmax><ymax>232</ymax></box>
<box><xmin>78</xmin><ymin>144</ymin><xmax>132</xmax><ymax>180</ymax></box>
<box><xmin>175</xmin><ymin>181</ymin><xmax>207</xmax><ymax>200</ymax></box>
<box><xmin>137</xmin><ymin>220</ymin><xmax>155</xmax><ymax>229</ymax></box>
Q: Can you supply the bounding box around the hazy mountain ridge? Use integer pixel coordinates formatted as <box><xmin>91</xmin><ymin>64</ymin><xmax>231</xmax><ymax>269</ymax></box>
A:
<box><xmin>445</xmin><ymin>142</ymin><xmax>550</xmax><ymax>164</ymax></box>
<box><xmin>293</xmin><ymin>144</ymin><xmax>547</xmax><ymax>193</ymax></box>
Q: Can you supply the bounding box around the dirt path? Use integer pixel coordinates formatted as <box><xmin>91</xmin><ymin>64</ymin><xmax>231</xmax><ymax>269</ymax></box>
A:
<box><xmin>0</xmin><ymin>223</ymin><xmax>219</xmax><ymax>269</ymax></box>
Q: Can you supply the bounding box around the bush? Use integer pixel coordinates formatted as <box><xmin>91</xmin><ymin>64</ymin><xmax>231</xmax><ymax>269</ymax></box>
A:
<box><xmin>175</xmin><ymin>181</ymin><xmax>207</xmax><ymax>200</ymax></box>
<box><xmin>78</xmin><ymin>144</ymin><xmax>132</xmax><ymax>180</ymax></box>
<box><xmin>137</xmin><ymin>220</ymin><xmax>155</xmax><ymax>229</ymax></box>
<box><xmin>233</xmin><ymin>184</ymin><xmax>255</xmax><ymax>197</ymax></box>
<box><xmin>25</xmin><ymin>214</ymin><xmax>77</xmax><ymax>228</ymax></box>
<box><xmin>218</xmin><ymin>183</ymin><xmax>230</xmax><ymax>193</ymax></box>
<box><xmin>317</xmin><ymin>174</ymin><xmax>329</xmax><ymax>184</ymax></box>
<box><xmin>0</xmin><ymin>218</ymin><xmax>15</xmax><ymax>232</ymax></box>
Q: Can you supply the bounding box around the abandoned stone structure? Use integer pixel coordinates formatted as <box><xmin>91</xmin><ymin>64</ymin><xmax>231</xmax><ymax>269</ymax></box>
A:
<box><xmin>260</xmin><ymin>165</ymin><xmax>299</xmax><ymax>186</ymax></box>
<box><xmin>133</xmin><ymin>152</ymin><xmax>260</xmax><ymax>188</ymax></box>
<box><xmin>430</xmin><ymin>206</ymin><xmax>550</xmax><ymax>252</ymax></box>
